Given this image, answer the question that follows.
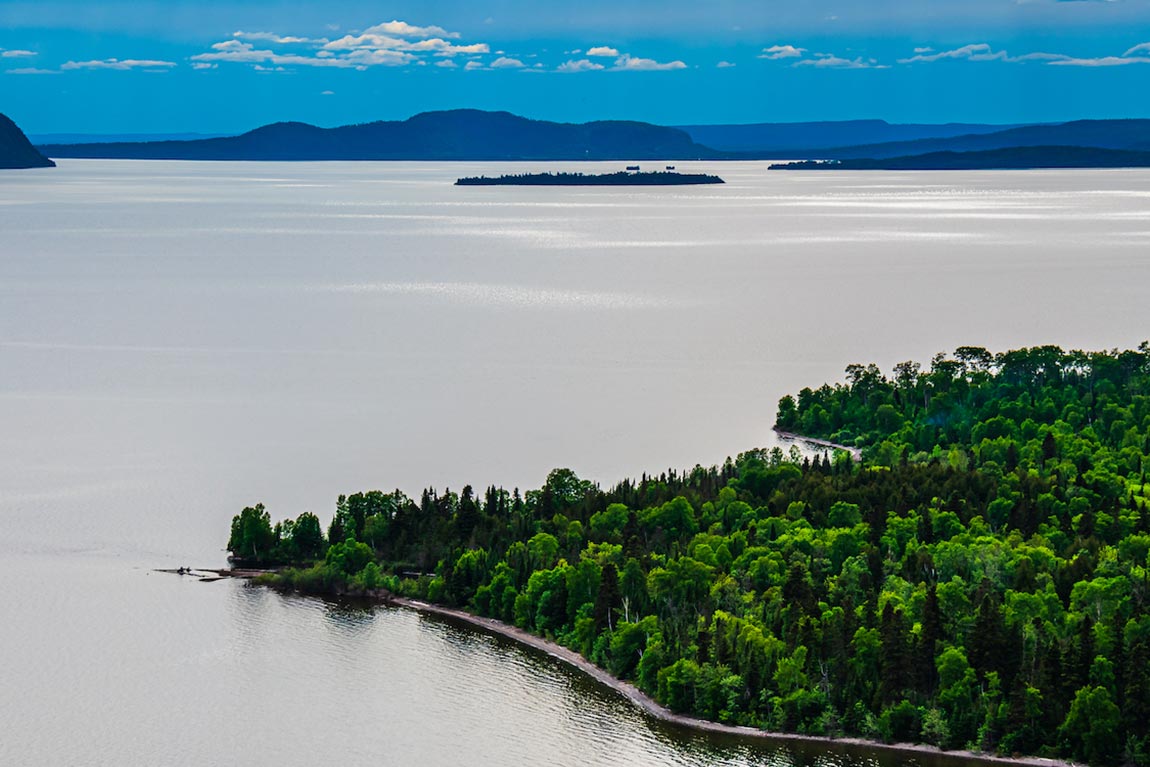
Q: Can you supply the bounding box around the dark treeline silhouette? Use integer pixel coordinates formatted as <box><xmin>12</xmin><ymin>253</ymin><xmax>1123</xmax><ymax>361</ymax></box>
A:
<box><xmin>771</xmin><ymin>146</ymin><xmax>1150</xmax><ymax>171</ymax></box>
<box><xmin>455</xmin><ymin>170</ymin><xmax>724</xmax><ymax>186</ymax></box>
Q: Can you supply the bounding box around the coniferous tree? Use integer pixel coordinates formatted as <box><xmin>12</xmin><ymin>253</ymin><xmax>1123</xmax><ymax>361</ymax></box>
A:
<box><xmin>918</xmin><ymin>584</ymin><xmax>942</xmax><ymax>696</ymax></box>
<box><xmin>878</xmin><ymin>602</ymin><xmax>911</xmax><ymax>706</ymax></box>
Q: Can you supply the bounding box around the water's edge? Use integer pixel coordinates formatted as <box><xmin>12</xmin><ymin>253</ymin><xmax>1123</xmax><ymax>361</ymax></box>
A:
<box><xmin>389</xmin><ymin>597</ymin><xmax>1072</xmax><ymax>767</ymax></box>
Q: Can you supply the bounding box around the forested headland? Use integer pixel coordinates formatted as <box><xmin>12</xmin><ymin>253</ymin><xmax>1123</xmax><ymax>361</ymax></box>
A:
<box><xmin>229</xmin><ymin>344</ymin><xmax>1150</xmax><ymax>765</ymax></box>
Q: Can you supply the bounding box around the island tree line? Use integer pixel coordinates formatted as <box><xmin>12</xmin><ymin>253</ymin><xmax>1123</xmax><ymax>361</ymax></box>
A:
<box><xmin>229</xmin><ymin>344</ymin><xmax>1150</xmax><ymax>765</ymax></box>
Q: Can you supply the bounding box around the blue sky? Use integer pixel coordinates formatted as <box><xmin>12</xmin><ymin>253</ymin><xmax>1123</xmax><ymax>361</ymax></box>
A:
<box><xmin>3</xmin><ymin>0</ymin><xmax>1150</xmax><ymax>132</ymax></box>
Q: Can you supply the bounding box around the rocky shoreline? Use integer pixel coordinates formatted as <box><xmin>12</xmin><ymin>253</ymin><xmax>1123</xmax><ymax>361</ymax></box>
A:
<box><xmin>390</xmin><ymin>597</ymin><xmax>1074</xmax><ymax>767</ymax></box>
<box><xmin>170</xmin><ymin>570</ymin><xmax>1074</xmax><ymax>766</ymax></box>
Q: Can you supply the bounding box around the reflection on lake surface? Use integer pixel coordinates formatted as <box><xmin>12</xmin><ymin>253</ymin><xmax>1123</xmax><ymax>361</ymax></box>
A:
<box><xmin>2</xmin><ymin>160</ymin><xmax>1147</xmax><ymax>764</ymax></box>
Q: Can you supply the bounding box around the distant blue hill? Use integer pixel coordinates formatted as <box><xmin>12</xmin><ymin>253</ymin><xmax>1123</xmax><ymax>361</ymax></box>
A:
<box><xmin>800</xmin><ymin>119</ymin><xmax>1150</xmax><ymax>160</ymax></box>
<box><xmin>37</xmin><ymin>111</ymin><xmax>1150</xmax><ymax>169</ymax></box>
<box><xmin>770</xmin><ymin>145</ymin><xmax>1150</xmax><ymax>171</ymax></box>
<box><xmin>676</xmin><ymin>119</ymin><xmax>1032</xmax><ymax>153</ymax></box>
<box><xmin>0</xmin><ymin>113</ymin><xmax>54</xmax><ymax>169</ymax></box>
<box><xmin>40</xmin><ymin>110</ymin><xmax>716</xmax><ymax>161</ymax></box>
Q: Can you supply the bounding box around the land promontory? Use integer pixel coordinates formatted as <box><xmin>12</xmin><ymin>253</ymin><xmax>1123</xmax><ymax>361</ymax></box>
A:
<box><xmin>0</xmin><ymin>113</ymin><xmax>55</xmax><ymax>169</ymax></box>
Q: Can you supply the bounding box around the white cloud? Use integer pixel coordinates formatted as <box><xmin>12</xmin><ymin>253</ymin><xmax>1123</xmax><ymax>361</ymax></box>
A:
<box><xmin>490</xmin><ymin>56</ymin><xmax>525</xmax><ymax>68</ymax></box>
<box><xmin>194</xmin><ymin>38</ymin><xmax>411</xmax><ymax>69</ymax></box>
<box><xmin>557</xmin><ymin>58</ymin><xmax>604</xmax><ymax>72</ymax></box>
<box><xmin>898</xmin><ymin>43</ymin><xmax>1069</xmax><ymax>64</ymax></box>
<box><xmin>342</xmin><ymin>48</ymin><xmax>414</xmax><ymax>67</ymax></box>
<box><xmin>233</xmin><ymin>31</ymin><xmax>323</xmax><ymax>44</ymax></box>
<box><xmin>612</xmin><ymin>53</ymin><xmax>687</xmax><ymax>71</ymax></box>
<box><xmin>194</xmin><ymin>18</ymin><xmax>488</xmax><ymax>71</ymax></box>
<box><xmin>717</xmin><ymin>60</ymin><xmax>736</xmax><ymax>68</ymax></box>
<box><xmin>1</xmin><ymin>49</ymin><xmax>37</xmax><ymax>58</ymax></box>
<box><xmin>898</xmin><ymin>41</ymin><xmax>1150</xmax><ymax>66</ymax></box>
<box><xmin>5</xmin><ymin>67</ymin><xmax>57</xmax><ymax>75</ymax></box>
<box><xmin>404</xmin><ymin>39</ymin><xmax>489</xmax><ymax>55</ymax></box>
<box><xmin>436</xmin><ymin>59</ymin><xmax>458</xmax><ymax>68</ymax></box>
<box><xmin>193</xmin><ymin>40</ymin><xmax>267</xmax><ymax>61</ymax></box>
<box><xmin>323</xmin><ymin>33</ymin><xmax>486</xmax><ymax>56</ymax></box>
<box><xmin>586</xmin><ymin>46</ymin><xmax>620</xmax><ymax>57</ymax></box>
<box><xmin>1012</xmin><ymin>52</ymin><xmax>1074</xmax><ymax>61</ymax></box>
<box><xmin>362</xmin><ymin>20</ymin><xmax>458</xmax><ymax>39</ymax></box>
<box><xmin>794</xmin><ymin>53</ymin><xmax>877</xmax><ymax>69</ymax></box>
<box><xmin>62</xmin><ymin>58</ymin><xmax>177</xmax><ymax>70</ymax></box>
<box><xmin>1049</xmin><ymin>55</ymin><xmax>1150</xmax><ymax>66</ymax></box>
<box><xmin>323</xmin><ymin>34</ymin><xmax>410</xmax><ymax>50</ymax></box>
<box><xmin>760</xmin><ymin>44</ymin><xmax>805</xmax><ymax>60</ymax></box>
<box><xmin>899</xmin><ymin>43</ymin><xmax>1006</xmax><ymax>63</ymax></box>
<box><xmin>913</xmin><ymin>46</ymin><xmax>934</xmax><ymax>54</ymax></box>
<box><xmin>321</xmin><ymin>89</ymin><xmax>334</xmax><ymax>95</ymax></box>
<box><xmin>464</xmin><ymin>60</ymin><xmax>484</xmax><ymax>70</ymax></box>
<box><xmin>192</xmin><ymin>62</ymin><xmax>217</xmax><ymax>70</ymax></box>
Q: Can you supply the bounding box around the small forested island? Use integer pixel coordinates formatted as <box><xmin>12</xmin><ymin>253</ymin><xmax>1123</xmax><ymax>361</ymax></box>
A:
<box><xmin>455</xmin><ymin>171</ymin><xmax>724</xmax><ymax>186</ymax></box>
<box><xmin>228</xmin><ymin>344</ymin><xmax>1150</xmax><ymax>765</ymax></box>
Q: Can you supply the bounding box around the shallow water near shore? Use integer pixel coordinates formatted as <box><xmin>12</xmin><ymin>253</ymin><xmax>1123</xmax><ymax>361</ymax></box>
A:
<box><xmin>2</xmin><ymin>160</ymin><xmax>1149</xmax><ymax>764</ymax></box>
<box><xmin>0</xmin><ymin>551</ymin><xmax>984</xmax><ymax>767</ymax></box>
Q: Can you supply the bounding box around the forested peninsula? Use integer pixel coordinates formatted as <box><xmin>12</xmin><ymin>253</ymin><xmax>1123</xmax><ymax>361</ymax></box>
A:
<box><xmin>229</xmin><ymin>344</ymin><xmax>1150</xmax><ymax>765</ymax></box>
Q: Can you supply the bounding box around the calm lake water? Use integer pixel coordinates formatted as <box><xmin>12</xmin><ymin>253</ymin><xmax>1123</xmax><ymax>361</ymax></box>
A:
<box><xmin>2</xmin><ymin>160</ymin><xmax>1149</xmax><ymax>764</ymax></box>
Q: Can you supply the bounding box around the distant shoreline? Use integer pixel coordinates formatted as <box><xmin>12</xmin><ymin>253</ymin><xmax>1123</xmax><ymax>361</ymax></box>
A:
<box><xmin>769</xmin><ymin>145</ymin><xmax>1150</xmax><ymax>171</ymax></box>
<box><xmin>392</xmin><ymin>596</ymin><xmax>1073</xmax><ymax>767</ymax></box>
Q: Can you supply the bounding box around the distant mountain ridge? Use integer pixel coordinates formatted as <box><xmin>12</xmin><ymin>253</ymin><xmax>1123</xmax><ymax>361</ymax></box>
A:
<box><xmin>40</xmin><ymin>110</ymin><xmax>717</xmax><ymax>161</ymax></box>
<box><xmin>0</xmin><ymin>113</ymin><xmax>55</xmax><ymax>169</ymax></box>
<box><xmin>805</xmin><ymin>119</ymin><xmax>1150</xmax><ymax>160</ymax></box>
<box><xmin>35</xmin><ymin>110</ymin><xmax>1150</xmax><ymax>169</ymax></box>
<box><xmin>676</xmin><ymin>119</ymin><xmax>1033</xmax><ymax>153</ymax></box>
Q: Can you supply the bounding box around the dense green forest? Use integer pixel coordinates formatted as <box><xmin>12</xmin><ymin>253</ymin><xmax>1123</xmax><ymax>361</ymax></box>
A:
<box><xmin>229</xmin><ymin>344</ymin><xmax>1150</xmax><ymax>765</ymax></box>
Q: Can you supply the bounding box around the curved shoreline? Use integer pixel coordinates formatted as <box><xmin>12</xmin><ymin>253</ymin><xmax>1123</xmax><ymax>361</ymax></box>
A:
<box><xmin>391</xmin><ymin>597</ymin><xmax>1074</xmax><ymax>767</ymax></box>
<box><xmin>773</xmin><ymin>427</ymin><xmax>863</xmax><ymax>461</ymax></box>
